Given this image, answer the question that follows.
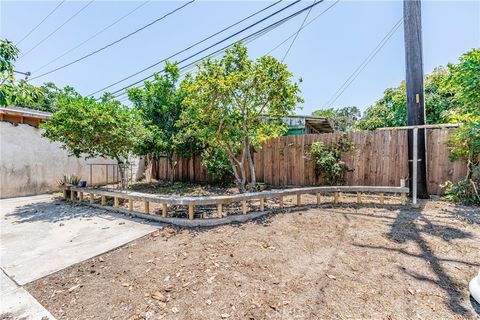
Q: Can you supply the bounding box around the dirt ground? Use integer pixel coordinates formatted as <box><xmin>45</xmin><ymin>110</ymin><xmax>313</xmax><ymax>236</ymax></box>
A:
<box><xmin>27</xmin><ymin>199</ymin><xmax>480</xmax><ymax>320</ymax></box>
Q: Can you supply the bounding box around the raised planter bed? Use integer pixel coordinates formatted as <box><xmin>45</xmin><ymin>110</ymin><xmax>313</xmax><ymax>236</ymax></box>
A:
<box><xmin>66</xmin><ymin>181</ymin><xmax>409</xmax><ymax>226</ymax></box>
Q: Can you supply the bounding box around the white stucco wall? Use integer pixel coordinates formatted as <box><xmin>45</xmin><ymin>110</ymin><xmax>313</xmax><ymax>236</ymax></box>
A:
<box><xmin>0</xmin><ymin>122</ymin><xmax>117</xmax><ymax>199</ymax></box>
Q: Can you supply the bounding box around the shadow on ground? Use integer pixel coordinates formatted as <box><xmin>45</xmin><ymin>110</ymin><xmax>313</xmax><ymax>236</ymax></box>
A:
<box><xmin>352</xmin><ymin>203</ymin><xmax>478</xmax><ymax>317</ymax></box>
<box><xmin>471</xmin><ymin>296</ymin><xmax>480</xmax><ymax>316</ymax></box>
<box><xmin>5</xmin><ymin>198</ymin><xmax>161</xmax><ymax>227</ymax></box>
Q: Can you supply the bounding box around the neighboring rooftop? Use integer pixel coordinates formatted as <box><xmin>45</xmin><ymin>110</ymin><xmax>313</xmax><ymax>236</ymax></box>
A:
<box><xmin>281</xmin><ymin>115</ymin><xmax>334</xmax><ymax>135</ymax></box>
<box><xmin>0</xmin><ymin>106</ymin><xmax>52</xmax><ymax>127</ymax></box>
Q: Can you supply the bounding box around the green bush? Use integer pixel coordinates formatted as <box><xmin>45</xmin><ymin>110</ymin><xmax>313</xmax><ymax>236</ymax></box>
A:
<box><xmin>310</xmin><ymin>135</ymin><xmax>354</xmax><ymax>185</ymax></box>
<box><xmin>201</xmin><ymin>147</ymin><xmax>233</xmax><ymax>183</ymax></box>
<box><xmin>442</xmin><ymin>178</ymin><xmax>479</xmax><ymax>206</ymax></box>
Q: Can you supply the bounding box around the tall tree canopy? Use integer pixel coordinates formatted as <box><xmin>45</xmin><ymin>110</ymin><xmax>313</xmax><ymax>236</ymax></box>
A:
<box><xmin>445</xmin><ymin>49</ymin><xmax>480</xmax><ymax>183</ymax></box>
<box><xmin>0</xmin><ymin>39</ymin><xmax>78</xmax><ymax>112</ymax></box>
<box><xmin>312</xmin><ymin>106</ymin><xmax>361</xmax><ymax>131</ymax></box>
<box><xmin>128</xmin><ymin>62</ymin><xmax>195</xmax><ymax>182</ymax></box>
<box><xmin>354</xmin><ymin>66</ymin><xmax>458</xmax><ymax>130</ymax></box>
<box><xmin>180</xmin><ymin>42</ymin><xmax>303</xmax><ymax>192</ymax></box>
<box><xmin>42</xmin><ymin>95</ymin><xmax>146</xmax><ymax>188</ymax></box>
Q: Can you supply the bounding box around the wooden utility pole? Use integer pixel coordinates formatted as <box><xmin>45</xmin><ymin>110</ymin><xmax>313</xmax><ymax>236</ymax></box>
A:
<box><xmin>403</xmin><ymin>0</ymin><xmax>429</xmax><ymax>198</ymax></box>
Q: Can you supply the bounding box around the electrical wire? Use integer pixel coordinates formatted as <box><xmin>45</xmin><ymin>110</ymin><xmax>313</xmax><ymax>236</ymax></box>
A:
<box><xmin>88</xmin><ymin>0</ymin><xmax>296</xmax><ymax>97</ymax></box>
<box><xmin>88</xmin><ymin>0</ymin><xmax>283</xmax><ymax>96</ymax></box>
<box><xmin>110</xmin><ymin>8</ymin><xmax>311</xmax><ymax>100</ymax></box>
<box><xmin>96</xmin><ymin>1</ymin><xmax>325</xmax><ymax>98</ymax></box>
<box><xmin>281</xmin><ymin>0</ymin><xmax>317</xmax><ymax>62</ymax></box>
<box><xmin>114</xmin><ymin>19</ymin><xmax>276</xmax><ymax>101</ymax></box>
<box><xmin>32</xmin><ymin>0</ymin><xmax>151</xmax><ymax>73</ymax></box>
<box><xmin>29</xmin><ymin>0</ymin><xmax>195</xmax><ymax>81</ymax></box>
<box><xmin>266</xmin><ymin>0</ymin><xmax>339</xmax><ymax>56</ymax></box>
<box><xmin>325</xmin><ymin>17</ymin><xmax>403</xmax><ymax>107</ymax></box>
<box><xmin>20</xmin><ymin>0</ymin><xmax>95</xmax><ymax>59</ymax></box>
<box><xmin>16</xmin><ymin>0</ymin><xmax>66</xmax><ymax>46</ymax></box>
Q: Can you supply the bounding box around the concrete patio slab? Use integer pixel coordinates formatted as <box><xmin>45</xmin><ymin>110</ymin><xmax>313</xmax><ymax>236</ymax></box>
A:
<box><xmin>1</xmin><ymin>271</ymin><xmax>56</xmax><ymax>320</ymax></box>
<box><xmin>0</xmin><ymin>194</ymin><xmax>159</xmax><ymax>285</ymax></box>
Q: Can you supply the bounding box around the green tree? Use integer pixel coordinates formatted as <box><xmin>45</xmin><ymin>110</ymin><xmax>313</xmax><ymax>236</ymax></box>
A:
<box><xmin>444</xmin><ymin>48</ymin><xmax>480</xmax><ymax>116</ymax></box>
<box><xmin>442</xmin><ymin>49</ymin><xmax>480</xmax><ymax>204</ymax></box>
<box><xmin>446</xmin><ymin>48</ymin><xmax>480</xmax><ymax>182</ymax></box>
<box><xmin>0</xmin><ymin>39</ymin><xmax>43</xmax><ymax>107</ymax></box>
<box><xmin>354</xmin><ymin>67</ymin><xmax>457</xmax><ymax>130</ymax></box>
<box><xmin>0</xmin><ymin>39</ymin><xmax>79</xmax><ymax>112</ymax></box>
<box><xmin>127</xmin><ymin>62</ymin><xmax>196</xmax><ymax>183</ymax></box>
<box><xmin>312</xmin><ymin>106</ymin><xmax>361</xmax><ymax>131</ymax></box>
<box><xmin>14</xmin><ymin>82</ymin><xmax>81</xmax><ymax>112</ymax></box>
<box><xmin>0</xmin><ymin>39</ymin><xmax>19</xmax><ymax>72</ymax></box>
<box><xmin>180</xmin><ymin>42</ymin><xmax>303</xmax><ymax>192</ymax></box>
<box><xmin>42</xmin><ymin>94</ymin><xmax>146</xmax><ymax>188</ymax></box>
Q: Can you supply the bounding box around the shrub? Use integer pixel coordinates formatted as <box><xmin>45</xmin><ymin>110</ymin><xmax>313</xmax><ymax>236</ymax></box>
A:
<box><xmin>57</xmin><ymin>174</ymin><xmax>81</xmax><ymax>187</ymax></box>
<box><xmin>201</xmin><ymin>147</ymin><xmax>233</xmax><ymax>183</ymax></box>
<box><xmin>442</xmin><ymin>177</ymin><xmax>479</xmax><ymax>206</ymax></box>
<box><xmin>310</xmin><ymin>135</ymin><xmax>354</xmax><ymax>185</ymax></box>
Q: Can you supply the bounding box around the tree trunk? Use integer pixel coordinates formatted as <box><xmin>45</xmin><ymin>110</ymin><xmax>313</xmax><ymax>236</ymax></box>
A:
<box><xmin>116</xmin><ymin>157</ymin><xmax>127</xmax><ymax>190</ymax></box>
<box><xmin>223</xmin><ymin>142</ymin><xmax>247</xmax><ymax>193</ymax></box>
<box><xmin>227</xmin><ymin>158</ymin><xmax>244</xmax><ymax>193</ymax></box>
<box><xmin>238</xmin><ymin>138</ymin><xmax>248</xmax><ymax>193</ymax></box>
<box><xmin>247</xmin><ymin>139</ymin><xmax>256</xmax><ymax>192</ymax></box>
<box><xmin>145</xmin><ymin>154</ymin><xmax>153</xmax><ymax>183</ymax></box>
<box><xmin>168</xmin><ymin>155</ymin><xmax>176</xmax><ymax>185</ymax></box>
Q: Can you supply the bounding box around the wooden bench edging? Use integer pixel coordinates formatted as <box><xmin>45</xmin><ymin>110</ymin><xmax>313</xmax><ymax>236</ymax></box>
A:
<box><xmin>69</xmin><ymin>185</ymin><xmax>409</xmax><ymax>206</ymax></box>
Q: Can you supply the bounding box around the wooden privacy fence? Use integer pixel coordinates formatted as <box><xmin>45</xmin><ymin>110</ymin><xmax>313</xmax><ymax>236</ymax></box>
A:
<box><xmin>152</xmin><ymin>128</ymin><xmax>466</xmax><ymax>195</ymax></box>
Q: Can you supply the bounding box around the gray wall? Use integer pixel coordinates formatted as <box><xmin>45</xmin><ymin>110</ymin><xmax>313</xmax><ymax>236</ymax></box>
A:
<box><xmin>0</xmin><ymin>122</ymin><xmax>117</xmax><ymax>199</ymax></box>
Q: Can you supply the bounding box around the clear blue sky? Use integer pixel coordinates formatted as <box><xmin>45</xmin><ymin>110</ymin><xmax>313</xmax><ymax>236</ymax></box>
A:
<box><xmin>1</xmin><ymin>0</ymin><xmax>479</xmax><ymax>114</ymax></box>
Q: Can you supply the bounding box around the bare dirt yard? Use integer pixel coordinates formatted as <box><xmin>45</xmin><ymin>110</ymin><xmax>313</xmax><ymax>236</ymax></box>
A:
<box><xmin>26</xmin><ymin>198</ymin><xmax>480</xmax><ymax>319</ymax></box>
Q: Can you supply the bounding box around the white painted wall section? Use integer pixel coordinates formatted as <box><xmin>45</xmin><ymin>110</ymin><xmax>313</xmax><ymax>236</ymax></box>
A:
<box><xmin>0</xmin><ymin>122</ymin><xmax>116</xmax><ymax>199</ymax></box>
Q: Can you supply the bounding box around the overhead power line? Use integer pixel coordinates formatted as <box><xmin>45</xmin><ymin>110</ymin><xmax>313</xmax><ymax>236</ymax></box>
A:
<box><xmin>266</xmin><ymin>0</ymin><xmax>339</xmax><ymax>56</ymax></box>
<box><xmin>109</xmin><ymin>0</ymin><xmax>326</xmax><ymax>100</ymax></box>
<box><xmin>113</xmin><ymin>17</ymin><xmax>280</xmax><ymax>100</ymax></box>
<box><xmin>88</xmin><ymin>0</ymin><xmax>285</xmax><ymax>96</ymax></box>
<box><xmin>20</xmin><ymin>0</ymin><xmax>95</xmax><ymax>59</ymax></box>
<box><xmin>325</xmin><ymin>17</ymin><xmax>403</xmax><ymax>107</ymax></box>
<box><xmin>29</xmin><ymin>0</ymin><xmax>195</xmax><ymax>81</ymax></box>
<box><xmin>15</xmin><ymin>0</ymin><xmax>66</xmax><ymax>46</ymax></box>
<box><xmin>33</xmin><ymin>0</ymin><xmax>151</xmax><ymax>73</ymax></box>
<box><xmin>282</xmin><ymin>0</ymin><xmax>317</xmax><ymax>62</ymax></box>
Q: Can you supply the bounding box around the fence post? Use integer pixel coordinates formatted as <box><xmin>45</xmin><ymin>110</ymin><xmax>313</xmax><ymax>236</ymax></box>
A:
<box><xmin>188</xmin><ymin>205</ymin><xmax>194</xmax><ymax>220</ymax></box>
<box><xmin>162</xmin><ymin>204</ymin><xmax>168</xmax><ymax>217</ymax></box>
<box><xmin>144</xmin><ymin>201</ymin><xmax>150</xmax><ymax>214</ymax></box>
<box><xmin>412</xmin><ymin>127</ymin><xmax>418</xmax><ymax>207</ymax></box>
<box><xmin>89</xmin><ymin>164</ymin><xmax>93</xmax><ymax>187</ymax></box>
<box><xmin>400</xmin><ymin>179</ymin><xmax>407</xmax><ymax>205</ymax></box>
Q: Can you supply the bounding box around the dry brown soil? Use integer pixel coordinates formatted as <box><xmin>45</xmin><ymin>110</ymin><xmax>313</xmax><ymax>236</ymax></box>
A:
<box><xmin>27</xmin><ymin>199</ymin><xmax>480</xmax><ymax>320</ymax></box>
